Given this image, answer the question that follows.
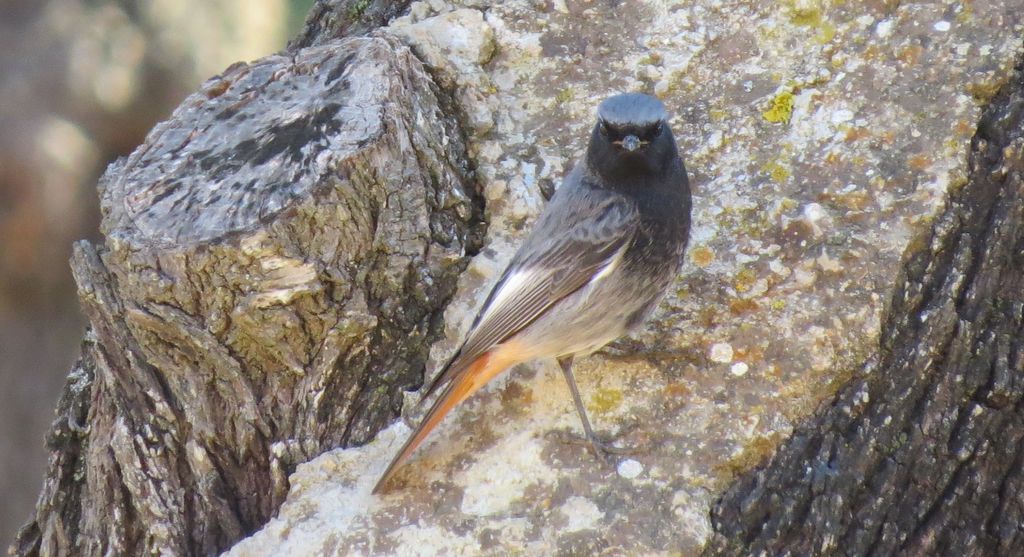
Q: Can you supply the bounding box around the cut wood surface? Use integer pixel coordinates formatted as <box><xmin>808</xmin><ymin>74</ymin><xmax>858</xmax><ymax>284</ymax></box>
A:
<box><xmin>12</xmin><ymin>34</ymin><xmax>481</xmax><ymax>557</ymax></box>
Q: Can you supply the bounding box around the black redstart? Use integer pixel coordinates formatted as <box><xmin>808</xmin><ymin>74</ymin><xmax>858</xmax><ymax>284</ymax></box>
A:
<box><xmin>374</xmin><ymin>92</ymin><xmax>692</xmax><ymax>493</ymax></box>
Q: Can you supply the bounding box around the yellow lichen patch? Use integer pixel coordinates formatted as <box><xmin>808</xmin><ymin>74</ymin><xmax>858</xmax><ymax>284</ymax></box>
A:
<box><xmin>734</xmin><ymin>268</ymin><xmax>758</xmax><ymax>293</ymax></box>
<box><xmin>770</xmin><ymin>298</ymin><xmax>787</xmax><ymax>311</ymax></box>
<box><xmin>815</xmin><ymin>21</ymin><xmax>836</xmax><ymax>44</ymax></box>
<box><xmin>844</xmin><ymin>127</ymin><xmax>871</xmax><ymax>142</ymax></box>
<box><xmin>824</xmin><ymin>151</ymin><xmax>843</xmax><ymax>165</ymax></box>
<box><xmin>955</xmin><ymin>4</ymin><xmax>974</xmax><ymax>24</ymax></box>
<box><xmin>967</xmin><ymin>78</ymin><xmax>1007</xmax><ymax>102</ymax></box>
<box><xmin>763</xmin><ymin>160</ymin><xmax>791</xmax><ymax>183</ymax></box>
<box><xmin>782</xmin><ymin>0</ymin><xmax>835</xmax><ymax>43</ymax></box>
<box><xmin>790</xmin><ymin>9</ymin><xmax>820</xmax><ymax>26</ymax></box>
<box><xmin>709</xmin><ymin>108</ymin><xmax>730</xmax><ymax>122</ymax></box>
<box><xmin>590</xmin><ymin>388</ymin><xmax>623</xmax><ymax>414</ymax></box>
<box><xmin>554</xmin><ymin>87</ymin><xmax>574</xmax><ymax>105</ymax></box>
<box><xmin>690</xmin><ymin>245</ymin><xmax>715</xmax><ymax>268</ymax></box>
<box><xmin>786</xmin><ymin>0</ymin><xmax>822</xmax><ymax>27</ymax></box>
<box><xmin>762</xmin><ymin>91</ymin><xmax>795</xmax><ymax>124</ymax></box>
<box><xmin>714</xmin><ymin>434</ymin><xmax>782</xmax><ymax>480</ymax></box>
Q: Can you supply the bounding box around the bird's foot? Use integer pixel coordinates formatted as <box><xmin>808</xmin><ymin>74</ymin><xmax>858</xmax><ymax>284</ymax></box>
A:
<box><xmin>546</xmin><ymin>427</ymin><xmax>645</xmax><ymax>463</ymax></box>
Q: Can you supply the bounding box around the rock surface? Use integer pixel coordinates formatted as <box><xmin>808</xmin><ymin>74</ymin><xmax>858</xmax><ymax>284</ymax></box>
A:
<box><xmin>226</xmin><ymin>0</ymin><xmax>1024</xmax><ymax>555</ymax></box>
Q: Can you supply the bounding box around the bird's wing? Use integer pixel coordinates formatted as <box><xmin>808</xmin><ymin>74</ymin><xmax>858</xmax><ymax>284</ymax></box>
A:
<box><xmin>422</xmin><ymin>182</ymin><xmax>639</xmax><ymax>399</ymax></box>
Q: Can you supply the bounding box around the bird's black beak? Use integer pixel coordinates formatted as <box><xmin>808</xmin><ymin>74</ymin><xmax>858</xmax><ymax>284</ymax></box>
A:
<box><xmin>615</xmin><ymin>135</ymin><xmax>644</xmax><ymax>152</ymax></box>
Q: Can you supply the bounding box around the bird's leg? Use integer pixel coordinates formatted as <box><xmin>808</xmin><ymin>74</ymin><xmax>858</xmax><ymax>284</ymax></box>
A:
<box><xmin>556</xmin><ymin>356</ymin><xmax>633</xmax><ymax>459</ymax></box>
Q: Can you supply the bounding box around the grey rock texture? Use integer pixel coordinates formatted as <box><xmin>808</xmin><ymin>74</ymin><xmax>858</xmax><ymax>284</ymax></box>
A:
<box><xmin>12</xmin><ymin>35</ymin><xmax>481</xmax><ymax>556</ymax></box>
<box><xmin>226</xmin><ymin>0</ymin><xmax>1024</xmax><ymax>555</ymax></box>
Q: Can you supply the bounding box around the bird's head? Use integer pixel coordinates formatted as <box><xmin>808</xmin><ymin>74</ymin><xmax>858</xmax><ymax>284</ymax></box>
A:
<box><xmin>586</xmin><ymin>93</ymin><xmax>679</xmax><ymax>182</ymax></box>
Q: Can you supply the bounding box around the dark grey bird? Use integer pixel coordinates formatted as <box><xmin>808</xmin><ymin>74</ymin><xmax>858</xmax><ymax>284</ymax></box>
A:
<box><xmin>374</xmin><ymin>92</ymin><xmax>692</xmax><ymax>493</ymax></box>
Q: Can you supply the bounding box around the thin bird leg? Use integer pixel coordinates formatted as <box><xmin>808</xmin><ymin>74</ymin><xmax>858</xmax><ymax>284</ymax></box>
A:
<box><xmin>557</xmin><ymin>356</ymin><xmax>632</xmax><ymax>458</ymax></box>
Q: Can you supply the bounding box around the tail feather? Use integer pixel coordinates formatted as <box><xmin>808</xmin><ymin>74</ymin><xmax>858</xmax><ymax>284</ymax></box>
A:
<box><xmin>373</xmin><ymin>352</ymin><xmax>495</xmax><ymax>494</ymax></box>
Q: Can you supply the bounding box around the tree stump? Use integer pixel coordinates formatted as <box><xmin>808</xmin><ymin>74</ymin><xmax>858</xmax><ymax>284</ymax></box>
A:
<box><xmin>12</xmin><ymin>34</ymin><xmax>481</xmax><ymax>557</ymax></box>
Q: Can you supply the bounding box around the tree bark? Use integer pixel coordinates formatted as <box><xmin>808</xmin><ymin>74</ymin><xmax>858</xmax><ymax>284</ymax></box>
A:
<box><xmin>291</xmin><ymin>0</ymin><xmax>413</xmax><ymax>49</ymax></box>
<box><xmin>11</xmin><ymin>31</ymin><xmax>481</xmax><ymax>557</ymax></box>
<box><xmin>705</xmin><ymin>54</ymin><xmax>1024</xmax><ymax>557</ymax></box>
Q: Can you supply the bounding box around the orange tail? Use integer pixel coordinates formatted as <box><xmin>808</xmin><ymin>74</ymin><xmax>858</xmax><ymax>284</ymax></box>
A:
<box><xmin>373</xmin><ymin>343</ymin><xmax>523</xmax><ymax>493</ymax></box>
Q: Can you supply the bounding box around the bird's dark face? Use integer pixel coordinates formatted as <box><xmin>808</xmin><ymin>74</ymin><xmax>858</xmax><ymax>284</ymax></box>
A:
<box><xmin>586</xmin><ymin>93</ymin><xmax>679</xmax><ymax>183</ymax></box>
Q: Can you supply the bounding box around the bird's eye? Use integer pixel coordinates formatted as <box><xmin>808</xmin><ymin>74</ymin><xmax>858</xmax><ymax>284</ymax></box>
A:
<box><xmin>598</xmin><ymin>119</ymin><xmax>610</xmax><ymax>135</ymax></box>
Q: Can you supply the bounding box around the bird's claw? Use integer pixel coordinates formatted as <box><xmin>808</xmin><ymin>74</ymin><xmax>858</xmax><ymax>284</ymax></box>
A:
<box><xmin>546</xmin><ymin>428</ymin><xmax>643</xmax><ymax>463</ymax></box>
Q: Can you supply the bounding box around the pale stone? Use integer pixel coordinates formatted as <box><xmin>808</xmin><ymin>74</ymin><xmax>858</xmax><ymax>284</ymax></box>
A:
<box><xmin>617</xmin><ymin>459</ymin><xmax>644</xmax><ymax>479</ymax></box>
<box><xmin>710</xmin><ymin>342</ymin><xmax>735</xmax><ymax>364</ymax></box>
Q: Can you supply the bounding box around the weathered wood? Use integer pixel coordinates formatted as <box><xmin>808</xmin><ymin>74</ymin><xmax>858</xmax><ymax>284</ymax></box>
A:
<box><xmin>705</xmin><ymin>55</ymin><xmax>1024</xmax><ymax>557</ymax></box>
<box><xmin>291</xmin><ymin>0</ymin><xmax>413</xmax><ymax>48</ymax></box>
<box><xmin>12</xmin><ymin>34</ymin><xmax>481</xmax><ymax>557</ymax></box>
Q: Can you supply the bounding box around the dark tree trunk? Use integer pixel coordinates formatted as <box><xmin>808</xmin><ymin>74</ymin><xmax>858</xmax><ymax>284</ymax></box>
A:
<box><xmin>10</xmin><ymin>28</ymin><xmax>482</xmax><ymax>557</ymax></box>
<box><xmin>704</xmin><ymin>55</ymin><xmax>1024</xmax><ymax>557</ymax></box>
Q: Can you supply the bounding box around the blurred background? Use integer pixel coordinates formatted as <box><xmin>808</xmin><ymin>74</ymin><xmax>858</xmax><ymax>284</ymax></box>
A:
<box><xmin>0</xmin><ymin>0</ymin><xmax>314</xmax><ymax>544</ymax></box>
